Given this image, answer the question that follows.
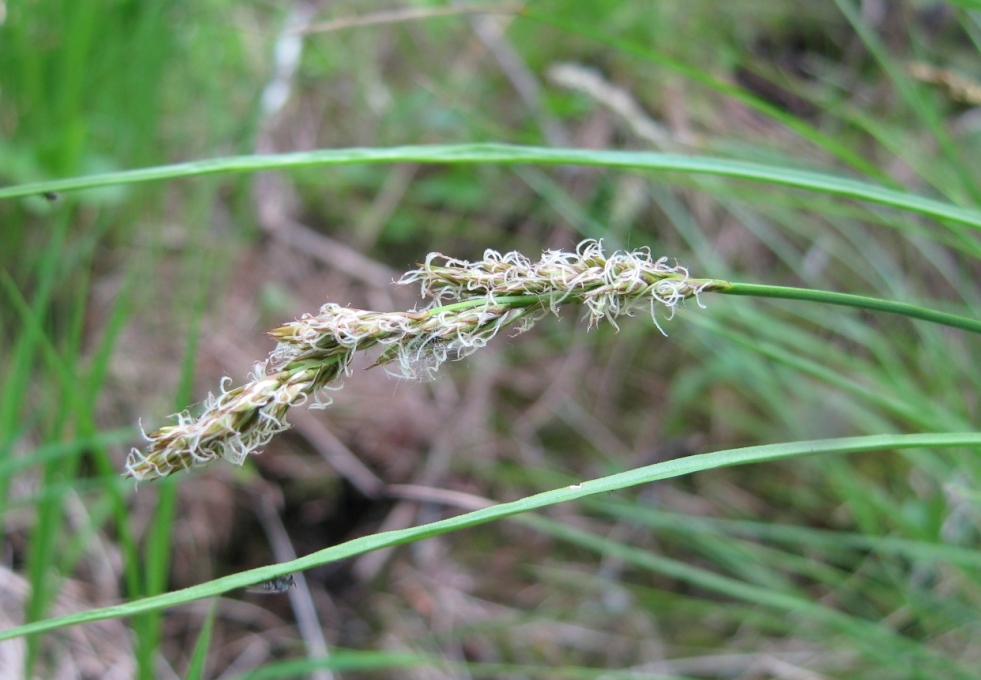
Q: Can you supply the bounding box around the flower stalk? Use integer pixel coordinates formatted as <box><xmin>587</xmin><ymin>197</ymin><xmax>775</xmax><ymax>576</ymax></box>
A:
<box><xmin>125</xmin><ymin>240</ymin><xmax>721</xmax><ymax>482</ymax></box>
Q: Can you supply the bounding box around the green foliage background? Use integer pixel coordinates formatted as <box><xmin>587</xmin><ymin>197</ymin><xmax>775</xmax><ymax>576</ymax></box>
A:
<box><xmin>1</xmin><ymin>1</ymin><xmax>980</xmax><ymax>678</ymax></box>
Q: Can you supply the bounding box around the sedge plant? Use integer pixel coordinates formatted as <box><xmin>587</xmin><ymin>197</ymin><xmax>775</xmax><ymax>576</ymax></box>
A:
<box><xmin>3</xmin><ymin>144</ymin><xmax>981</xmax><ymax>680</ymax></box>
<box><xmin>122</xmin><ymin>238</ymin><xmax>981</xmax><ymax>484</ymax></box>
<box><xmin>4</xmin><ymin>6</ymin><xmax>981</xmax><ymax>677</ymax></box>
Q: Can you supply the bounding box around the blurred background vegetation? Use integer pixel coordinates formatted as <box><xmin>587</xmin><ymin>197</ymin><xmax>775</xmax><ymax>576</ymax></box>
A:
<box><xmin>2</xmin><ymin>0</ymin><xmax>981</xmax><ymax>678</ymax></box>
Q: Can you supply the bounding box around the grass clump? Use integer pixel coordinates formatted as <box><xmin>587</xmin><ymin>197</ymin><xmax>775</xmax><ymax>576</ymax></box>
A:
<box><xmin>3</xmin><ymin>1</ymin><xmax>981</xmax><ymax>678</ymax></box>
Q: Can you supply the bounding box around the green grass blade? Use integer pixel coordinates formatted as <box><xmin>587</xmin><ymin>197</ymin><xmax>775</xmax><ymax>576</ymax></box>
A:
<box><xmin>832</xmin><ymin>0</ymin><xmax>981</xmax><ymax>206</ymax></box>
<box><xmin>184</xmin><ymin>600</ymin><xmax>217</xmax><ymax>680</ymax></box>
<box><xmin>1</xmin><ymin>432</ymin><xmax>978</xmax><ymax>641</ymax></box>
<box><xmin>518</xmin><ymin>8</ymin><xmax>893</xmax><ymax>183</ymax></box>
<box><xmin>520</xmin><ymin>513</ymin><xmax>975</xmax><ymax>679</ymax></box>
<box><xmin>133</xmin><ymin>251</ymin><xmax>212</xmax><ymax>678</ymax></box>
<box><xmin>592</xmin><ymin>500</ymin><xmax>981</xmax><ymax>571</ymax></box>
<box><xmin>2</xmin><ymin>145</ymin><xmax>980</xmax><ymax>229</ymax></box>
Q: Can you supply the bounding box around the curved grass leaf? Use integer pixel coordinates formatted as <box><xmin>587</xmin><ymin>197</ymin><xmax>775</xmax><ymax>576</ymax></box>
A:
<box><xmin>1</xmin><ymin>145</ymin><xmax>980</xmax><ymax>230</ymax></box>
<box><xmin>1</xmin><ymin>431</ymin><xmax>978</xmax><ymax>642</ymax></box>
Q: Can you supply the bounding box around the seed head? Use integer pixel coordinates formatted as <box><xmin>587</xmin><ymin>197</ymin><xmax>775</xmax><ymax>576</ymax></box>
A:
<box><xmin>125</xmin><ymin>240</ymin><xmax>721</xmax><ymax>482</ymax></box>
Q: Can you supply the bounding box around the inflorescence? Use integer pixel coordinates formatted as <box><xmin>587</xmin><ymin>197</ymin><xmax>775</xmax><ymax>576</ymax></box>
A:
<box><xmin>124</xmin><ymin>240</ymin><xmax>723</xmax><ymax>482</ymax></box>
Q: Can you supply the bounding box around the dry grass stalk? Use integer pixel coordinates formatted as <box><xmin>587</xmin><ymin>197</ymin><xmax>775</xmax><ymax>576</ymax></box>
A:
<box><xmin>125</xmin><ymin>240</ymin><xmax>721</xmax><ymax>482</ymax></box>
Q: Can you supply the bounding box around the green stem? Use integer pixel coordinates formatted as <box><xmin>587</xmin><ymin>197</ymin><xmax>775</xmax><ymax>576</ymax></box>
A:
<box><xmin>718</xmin><ymin>282</ymin><xmax>981</xmax><ymax>335</ymax></box>
<box><xmin>423</xmin><ymin>295</ymin><xmax>544</xmax><ymax>315</ymax></box>
<box><xmin>421</xmin><ymin>285</ymin><xmax>981</xmax><ymax>337</ymax></box>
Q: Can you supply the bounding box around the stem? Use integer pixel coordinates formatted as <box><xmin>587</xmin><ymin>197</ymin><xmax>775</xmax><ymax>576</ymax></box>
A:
<box><xmin>422</xmin><ymin>295</ymin><xmax>545</xmax><ymax>315</ymax></box>
<box><xmin>432</xmin><ymin>284</ymin><xmax>981</xmax><ymax>338</ymax></box>
<box><xmin>718</xmin><ymin>282</ymin><xmax>981</xmax><ymax>335</ymax></box>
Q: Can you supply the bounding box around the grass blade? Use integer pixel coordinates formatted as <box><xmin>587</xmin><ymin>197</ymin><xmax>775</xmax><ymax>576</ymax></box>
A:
<box><xmin>1</xmin><ymin>432</ymin><xmax>978</xmax><ymax>641</ymax></box>
<box><xmin>2</xmin><ymin>145</ymin><xmax>980</xmax><ymax>230</ymax></box>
